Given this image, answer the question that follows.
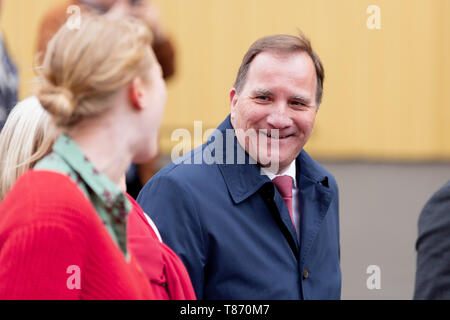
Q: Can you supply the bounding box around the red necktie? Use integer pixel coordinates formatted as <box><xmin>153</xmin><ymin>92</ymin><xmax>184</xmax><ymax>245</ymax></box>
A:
<box><xmin>273</xmin><ymin>176</ymin><xmax>296</xmax><ymax>232</ymax></box>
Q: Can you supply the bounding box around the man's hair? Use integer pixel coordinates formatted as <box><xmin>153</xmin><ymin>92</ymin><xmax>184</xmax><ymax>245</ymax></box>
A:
<box><xmin>233</xmin><ymin>32</ymin><xmax>325</xmax><ymax>106</ymax></box>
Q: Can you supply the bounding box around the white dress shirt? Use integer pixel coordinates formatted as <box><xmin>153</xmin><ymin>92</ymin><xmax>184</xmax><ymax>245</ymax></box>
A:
<box><xmin>144</xmin><ymin>212</ymin><xmax>163</xmax><ymax>243</ymax></box>
<box><xmin>261</xmin><ymin>161</ymin><xmax>300</xmax><ymax>242</ymax></box>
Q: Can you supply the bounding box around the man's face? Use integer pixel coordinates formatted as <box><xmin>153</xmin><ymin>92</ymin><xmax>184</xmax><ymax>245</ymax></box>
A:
<box><xmin>230</xmin><ymin>51</ymin><xmax>318</xmax><ymax>173</ymax></box>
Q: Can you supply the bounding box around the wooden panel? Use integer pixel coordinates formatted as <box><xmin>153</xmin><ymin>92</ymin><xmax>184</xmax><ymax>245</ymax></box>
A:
<box><xmin>2</xmin><ymin>0</ymin><xmax>449</xmax><ymax>160</ymax></box>
<box><xmin>157</xmin><ymin>0</ymin><xmax>450</xmax><ymax>160</ymax></box>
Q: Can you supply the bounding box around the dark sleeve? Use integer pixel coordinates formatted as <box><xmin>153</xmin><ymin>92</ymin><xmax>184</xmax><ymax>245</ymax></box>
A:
<box><xmin>152</xmin><ymin>38</ymin><xmax>176</xmax><ymax>80</ymax></box>
<box><xmin>35</xmin><ymin>5</ymin><xmax>68</xmax><ymax>63</ymax></box>
<box><xmin>414</xmin><ymin>181</ymin><xmax>450</xmax><ymax>299</ymax></box>
<box><xmin>333</xmin><ymin>178</ymin><xmax>341</xmax><ymax>263</ymax></box>
<box><xmin>137</xmin><ymin>172</ymin><xmax>206</xmax><ymax>299</ymax></box>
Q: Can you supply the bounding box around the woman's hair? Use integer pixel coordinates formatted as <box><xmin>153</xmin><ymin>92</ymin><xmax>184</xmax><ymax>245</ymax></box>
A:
<box><xmin>0</xmin><ymin>97</ymin><xmax>58</xmax><ymax>201</ymax></box>
<box><xmin>37</xmin><ymin>14</ymin><xmax>154</xmax><ymax>127</ymax></box>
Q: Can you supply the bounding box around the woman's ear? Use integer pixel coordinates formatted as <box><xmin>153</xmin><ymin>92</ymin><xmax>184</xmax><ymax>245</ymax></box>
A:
<box><xmin>129</xmin><ymin>78</ymin><xmax>145</xmax><ymax>110</ymax></box>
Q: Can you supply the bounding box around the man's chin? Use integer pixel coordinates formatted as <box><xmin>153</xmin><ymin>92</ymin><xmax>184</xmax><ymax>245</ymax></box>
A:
<box><xmin>259</xmin><ymin>154</ymin><xmax>299</xmax><ymax>173</ymax></box>
<box><xmin>256</xmin><ymin>157</ymin><xmax>281</xmax><ymax>174</ymax></box>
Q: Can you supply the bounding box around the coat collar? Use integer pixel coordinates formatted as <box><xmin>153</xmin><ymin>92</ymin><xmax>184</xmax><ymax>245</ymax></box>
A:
<box><xmin>213</xmin><ymin>115</ymin><xmax>332</xmax><ymax>204</ymax></box>
<box><xmin>213</xmin><ymin>115</ymin><xmax>335</xmax><ymax>264</ymax></box>
<box><xmin>296</xmin><ymin>148</ymin><xmax>330</xmax><ymax>188</ymax></box>
<box><xmin>261</xmin><ymin>160</ymin><xmax>297</xmax><ymax>187</ymax></box>
<box><xmin>213</xmin><ymin>115</ymin><xmax>271</xmax><ymax>204</ymax></box>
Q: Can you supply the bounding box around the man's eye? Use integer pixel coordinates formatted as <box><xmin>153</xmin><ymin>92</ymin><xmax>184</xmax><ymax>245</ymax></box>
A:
<box><xmin>255</xmin><ymin>96</ymin><xmax>269</xmax><ymax>101</ymax></box>
<box><xmin>291</xmin><ymin>101</ymin><xmax>306</xmax><ymax>106</ymax></box>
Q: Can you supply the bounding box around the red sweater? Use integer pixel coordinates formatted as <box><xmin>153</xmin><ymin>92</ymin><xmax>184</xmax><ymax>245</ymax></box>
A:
<box><xmin>0</xmin><ymin>170</ymin><xmax>154</xmax><ymax>300</ymax></box>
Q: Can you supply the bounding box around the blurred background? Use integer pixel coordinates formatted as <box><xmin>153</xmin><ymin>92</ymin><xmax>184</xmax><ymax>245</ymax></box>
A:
<box><xmin>1</xmin><ymin>0</ymin><xmax>449</xmax><ymax>299</ymax></box>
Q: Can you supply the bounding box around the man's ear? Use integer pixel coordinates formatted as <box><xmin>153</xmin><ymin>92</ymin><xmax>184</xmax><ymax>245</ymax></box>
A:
<box><xmin>129</xmin><ymin>78</ymin><xmax>145</xmax><ymax>110</ymax></box>
<box><xmin>230</xmin><ymin>88</ymin><xmax>238</xmax><ymax>111</ymax></box>
<box><xmin>229</xmin><ymin>88</ymin><xmax>238</xmax><ymax>122</ymax></box>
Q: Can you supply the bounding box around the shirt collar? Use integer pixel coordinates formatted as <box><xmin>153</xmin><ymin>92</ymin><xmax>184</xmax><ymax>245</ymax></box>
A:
<box><xmin>52</xmin><ymin>134</ymin><xmax>128</xmax><ymax>209</ymax></box>
<box><xmin>261</xmin><ymin>160</ymin><xmax>297</xmax><ymax>188</ymax></box>
<box><xmin>50</xmin><ymin>134</ymin><xmax>131</xmax><ymax>256</ymax></box>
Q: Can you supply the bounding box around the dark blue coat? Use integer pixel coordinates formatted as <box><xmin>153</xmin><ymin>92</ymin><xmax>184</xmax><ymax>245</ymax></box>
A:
<box><xmin>137</xmin><ymin>116</ymin><xmax>341</xmax><ymax>299</ymax></box>
<box><xmin>414</xmin><ymin>180</ymin><xmax>450</xmax><ymax>299</ymax></box>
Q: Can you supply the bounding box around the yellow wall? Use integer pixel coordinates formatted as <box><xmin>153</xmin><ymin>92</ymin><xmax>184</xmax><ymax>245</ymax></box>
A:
<box><xmin>0</xmin><ymin>0</ymin><xmax>58</xmax><ymax>96</ymax></box>
<box><xmin>2</xmin><ymin>0</ymin><xmax>449</xmax><ymax>161</ymax></box>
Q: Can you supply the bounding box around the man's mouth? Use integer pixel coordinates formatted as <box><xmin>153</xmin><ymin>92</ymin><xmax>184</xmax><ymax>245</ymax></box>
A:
<box><xmin>260</xmin><ymin>131</ymin><xmax>293</xmax><ymax>140</ymax></box>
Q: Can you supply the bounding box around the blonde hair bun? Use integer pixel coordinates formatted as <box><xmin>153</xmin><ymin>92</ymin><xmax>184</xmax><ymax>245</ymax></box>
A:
<box><xmin>36</xmin><ymin>14</ymin><xmax>154</xmax><ymax>128</ymax></box>
<box><xmin>38</xmin><ymin>84</ymin><xmax>75</xmax><ymax>125</ymax></box>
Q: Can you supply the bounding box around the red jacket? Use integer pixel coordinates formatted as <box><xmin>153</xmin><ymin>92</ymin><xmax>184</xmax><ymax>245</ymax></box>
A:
<box><xmin>126</xmin><ymin>195</ymin><xmax>196</xmax><ymax>300</ymax></box>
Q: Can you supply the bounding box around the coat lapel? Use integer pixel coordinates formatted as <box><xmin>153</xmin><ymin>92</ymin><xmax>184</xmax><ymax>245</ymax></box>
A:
<box><xmin>272</xmin><ymin>190</ymin><xmax>300</xmax><ymax>255</ymax></box>
<box><xmin>212</xmin><ymin>116</ymin><xmax>334</xmax><ymax>262</ymax></box>
<box><xmin>296</xmin><ymin>151</ymin><xmax>334</xmax><ymax>266</ymax></box>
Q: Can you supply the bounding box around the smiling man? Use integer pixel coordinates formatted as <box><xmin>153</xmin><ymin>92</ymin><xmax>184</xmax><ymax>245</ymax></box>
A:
<box><xmin>137</xmin><ymin>33</ymin><xmax>341</xmax><ymax>299</ymax></box>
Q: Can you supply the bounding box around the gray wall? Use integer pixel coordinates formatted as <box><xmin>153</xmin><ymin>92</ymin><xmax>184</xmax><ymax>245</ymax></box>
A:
<box><xmin>321</xmin><ymin>162</ymin><xmax>450</xmax><ymax>300</ymax></box>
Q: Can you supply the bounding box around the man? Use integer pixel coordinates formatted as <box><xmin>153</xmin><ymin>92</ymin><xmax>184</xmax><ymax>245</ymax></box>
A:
<box><xmin>414</xmin><ymin>180</ymin><xmax>450</xmax><ymax>299</ymax></box>
<box><xmin>137</xmin><ymin>33</ymin><xmax>341</xmax><ymax>299</ymax></box>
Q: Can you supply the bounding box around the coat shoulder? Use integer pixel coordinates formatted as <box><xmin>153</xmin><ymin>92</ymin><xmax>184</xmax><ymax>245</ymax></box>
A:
<box><xmin>418</xmin><ymin>180</ymin><xmax>450</xmax><ymax>236</ymax></box>
<box><xmin>153</xmin><ymin>146</ymin><xmax>220</xmax><ymax>184</ymax></box>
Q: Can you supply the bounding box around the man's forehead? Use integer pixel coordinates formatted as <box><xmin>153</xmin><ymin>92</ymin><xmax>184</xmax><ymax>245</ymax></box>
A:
<box><xmin>243</xmin><ymin>51</ymin><xmax>316</xmax><ymax>90</ymax></box>
<box><xmin>247</xmin><ymin>51</ymin><xmax>314</xmax><ymax>78</ymax></box>
<box><xmin>252</xmin><ymin>50</ymin><xmax>313</xmax><ymax>66</ymax></box>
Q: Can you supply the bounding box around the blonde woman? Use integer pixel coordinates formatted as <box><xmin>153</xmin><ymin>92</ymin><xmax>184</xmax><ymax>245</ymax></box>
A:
<box><xmin>0</xmin><ymin>15</ymin><xmax>194</xmax><ymax>299</ymax></box>
<box><xmin>0</xmin><ymin>97</ymin><xmax>58</xmax><ymax>201</ymax></box>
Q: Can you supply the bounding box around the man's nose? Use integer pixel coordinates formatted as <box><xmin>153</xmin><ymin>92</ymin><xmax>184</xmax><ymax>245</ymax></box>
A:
<box><xmin>266</xmin><ymin>104</ymin><xmax>293</xmax><ymax>129</ymax></box>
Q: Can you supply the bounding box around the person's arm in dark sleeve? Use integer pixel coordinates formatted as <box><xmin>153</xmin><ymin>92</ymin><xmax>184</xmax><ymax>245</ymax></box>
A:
<box><xmin>130</xmin><ymin>0</ymin><xmax>176</xmax><ymax>80</ymax></box>
<box><xmin>414</xmin><ymin>181</ymin><xmax>450</xmax><ymax>300</ymax></box>
<box><xmin>137</xmin><ymin>173</ymin><xmax>206</xmax><ymax>299</ymax></box>
<box><xmin>152</xmin><ymin>37</ymin><xmax>175</xmax><ymax>80</ymax></box>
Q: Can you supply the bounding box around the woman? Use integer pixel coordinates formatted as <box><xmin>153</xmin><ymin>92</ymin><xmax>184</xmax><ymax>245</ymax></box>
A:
<box><xmin>36</xmin><ymin>0</ymin><xmax>176</xmax><ymax>200</ymax></box>
<box><xmin>0</xmin><ymin>15</ymin><xmax>194</xmax><ymax>299</ymax></box>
